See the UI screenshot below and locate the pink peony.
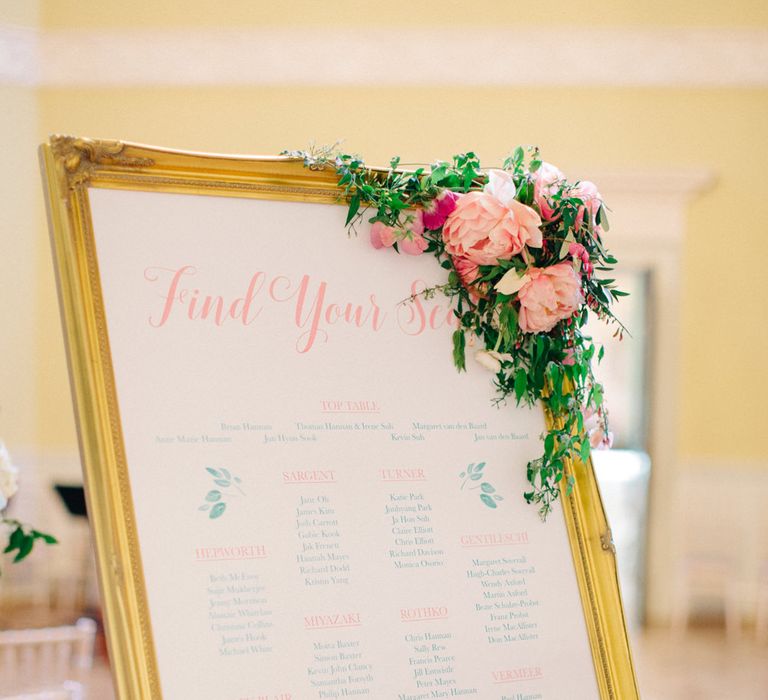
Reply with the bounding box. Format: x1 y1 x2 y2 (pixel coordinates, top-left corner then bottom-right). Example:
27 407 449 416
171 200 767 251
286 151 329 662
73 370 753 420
570 180 602 231
442 170 542 266
453 255 487 300
370 221 397 249
369 210 427 256
422 190 459 230
517 262 584 334
533 162 565 222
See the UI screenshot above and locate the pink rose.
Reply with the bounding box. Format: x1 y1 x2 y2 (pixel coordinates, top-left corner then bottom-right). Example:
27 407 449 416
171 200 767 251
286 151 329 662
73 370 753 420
517 262 584 334
369 210 427 256
453 256 487 300
422 190 458 230
570 180 602 231
442 170 542 266
533 162 565 222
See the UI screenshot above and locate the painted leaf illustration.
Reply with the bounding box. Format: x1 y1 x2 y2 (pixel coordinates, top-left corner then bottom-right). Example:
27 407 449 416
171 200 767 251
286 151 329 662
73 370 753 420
198 504 210 511
467 463 475 473
480 494 498 509
209 502 226 519
214 479 230 487
470 473 484 481
476 461 486 471
480 482 495 494
459 471 466 479
206 467 223 478
206 490 221 502
220 468 231 480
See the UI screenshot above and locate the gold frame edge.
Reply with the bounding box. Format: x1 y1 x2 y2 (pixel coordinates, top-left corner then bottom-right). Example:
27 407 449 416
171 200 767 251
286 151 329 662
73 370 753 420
39 135 640 700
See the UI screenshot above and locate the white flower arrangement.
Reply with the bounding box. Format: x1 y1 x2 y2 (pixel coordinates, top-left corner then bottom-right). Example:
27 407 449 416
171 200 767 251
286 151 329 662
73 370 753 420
0 440 19 512
0 439 56 572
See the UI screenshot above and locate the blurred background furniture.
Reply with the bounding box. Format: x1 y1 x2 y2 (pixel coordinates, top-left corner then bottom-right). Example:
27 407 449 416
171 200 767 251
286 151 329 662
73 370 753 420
0 618 95 699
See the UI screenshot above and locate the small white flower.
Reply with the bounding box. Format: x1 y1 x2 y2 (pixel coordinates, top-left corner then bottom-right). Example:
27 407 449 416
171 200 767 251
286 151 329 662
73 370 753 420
0 441 19 512
474 349 514 373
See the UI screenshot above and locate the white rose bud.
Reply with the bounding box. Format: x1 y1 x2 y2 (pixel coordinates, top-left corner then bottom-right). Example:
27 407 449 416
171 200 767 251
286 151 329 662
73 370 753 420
474 350 514 373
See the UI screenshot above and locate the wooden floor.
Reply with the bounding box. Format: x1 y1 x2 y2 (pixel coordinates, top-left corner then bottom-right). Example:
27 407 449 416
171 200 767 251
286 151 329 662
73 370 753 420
633 627 768 700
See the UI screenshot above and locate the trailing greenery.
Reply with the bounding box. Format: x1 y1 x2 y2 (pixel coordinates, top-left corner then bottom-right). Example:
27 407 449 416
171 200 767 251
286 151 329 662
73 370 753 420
285 144 624 518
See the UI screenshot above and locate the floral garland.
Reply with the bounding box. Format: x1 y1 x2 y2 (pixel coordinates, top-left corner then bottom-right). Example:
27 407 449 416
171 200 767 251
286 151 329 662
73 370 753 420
1 440 57 574
284 145 625 518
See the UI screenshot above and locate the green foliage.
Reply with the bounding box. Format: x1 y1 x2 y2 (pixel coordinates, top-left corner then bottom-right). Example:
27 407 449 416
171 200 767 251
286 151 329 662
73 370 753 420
199 467 244 519
290 144 625 520
2 520 57 574
459 462 504 509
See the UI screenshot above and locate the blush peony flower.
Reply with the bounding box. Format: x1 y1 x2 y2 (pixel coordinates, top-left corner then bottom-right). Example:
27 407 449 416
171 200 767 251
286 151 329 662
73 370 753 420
453 256 487 300
0 441 19 512
517 262 584 334
442 170 542 266
370 211 428 256
533 162 565 222
570 180 602 231
422 190 458 230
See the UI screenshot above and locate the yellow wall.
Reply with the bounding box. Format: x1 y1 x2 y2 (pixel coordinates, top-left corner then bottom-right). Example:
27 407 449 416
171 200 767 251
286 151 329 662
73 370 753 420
40 0 768 28
35 85 768 459
2 0 767 461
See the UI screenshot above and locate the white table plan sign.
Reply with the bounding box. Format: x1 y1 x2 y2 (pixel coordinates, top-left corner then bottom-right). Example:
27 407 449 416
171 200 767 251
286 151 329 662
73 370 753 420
40 136 639 700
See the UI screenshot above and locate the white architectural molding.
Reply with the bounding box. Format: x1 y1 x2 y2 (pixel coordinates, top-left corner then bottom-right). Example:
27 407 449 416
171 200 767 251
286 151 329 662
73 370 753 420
2 25 768 87
586 169 714 625
0 25 39 86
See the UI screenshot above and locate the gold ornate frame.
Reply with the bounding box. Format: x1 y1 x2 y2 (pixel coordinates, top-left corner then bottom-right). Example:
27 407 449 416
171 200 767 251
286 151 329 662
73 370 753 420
39 136 640 700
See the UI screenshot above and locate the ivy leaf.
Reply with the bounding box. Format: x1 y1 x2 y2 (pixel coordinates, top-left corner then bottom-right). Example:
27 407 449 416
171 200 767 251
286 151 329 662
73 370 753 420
4 526 24 553
206 490 222 502
514 370 528 402
345 193 361 225
452 330 466 372
31 530 58 545
14 535 34 563
480 494 498 509
210 503 227 519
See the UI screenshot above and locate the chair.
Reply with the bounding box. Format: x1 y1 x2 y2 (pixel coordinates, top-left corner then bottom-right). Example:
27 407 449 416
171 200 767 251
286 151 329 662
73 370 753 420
0 618 95 698
757 560 768 644
1 684 83 700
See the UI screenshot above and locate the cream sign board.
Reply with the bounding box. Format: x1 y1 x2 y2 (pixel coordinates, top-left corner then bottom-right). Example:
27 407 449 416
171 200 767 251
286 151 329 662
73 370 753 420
40 137 638 700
